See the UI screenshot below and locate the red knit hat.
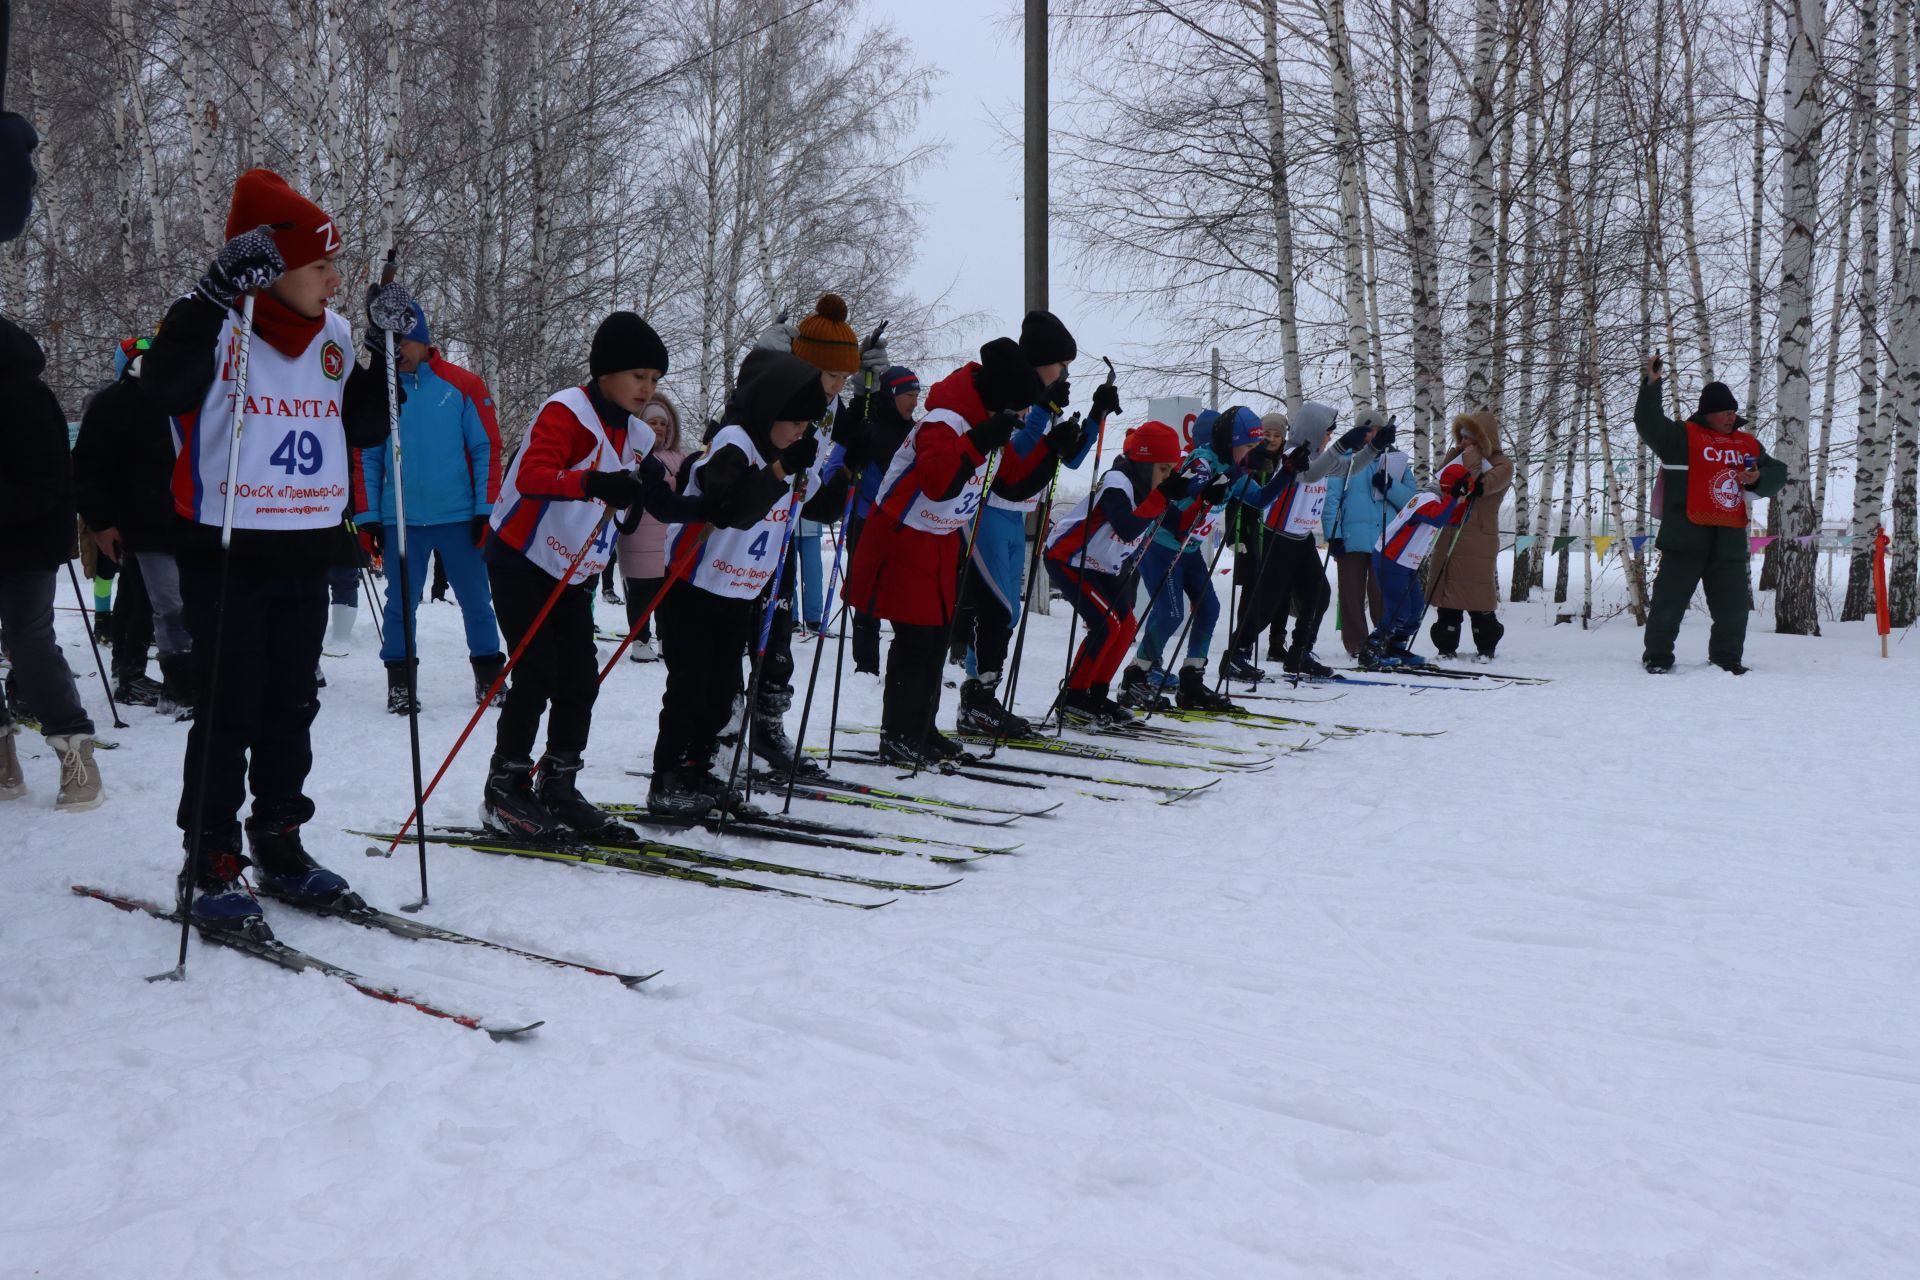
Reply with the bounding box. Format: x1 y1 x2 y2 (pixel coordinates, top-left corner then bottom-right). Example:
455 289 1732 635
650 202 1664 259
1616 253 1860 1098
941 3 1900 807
1124 420 1182 464
225 168 339 271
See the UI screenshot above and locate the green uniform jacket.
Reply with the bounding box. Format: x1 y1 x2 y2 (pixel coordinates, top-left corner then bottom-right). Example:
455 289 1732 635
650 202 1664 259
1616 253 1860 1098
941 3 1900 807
1634 379 1789 556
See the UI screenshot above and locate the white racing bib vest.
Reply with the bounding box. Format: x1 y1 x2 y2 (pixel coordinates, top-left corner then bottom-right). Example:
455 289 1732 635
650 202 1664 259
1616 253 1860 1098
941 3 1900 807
668 425 830 599
491 387 652 584
173 309 354 530
874 408 986 534
1045 472 1152 576
1265 476 1330 538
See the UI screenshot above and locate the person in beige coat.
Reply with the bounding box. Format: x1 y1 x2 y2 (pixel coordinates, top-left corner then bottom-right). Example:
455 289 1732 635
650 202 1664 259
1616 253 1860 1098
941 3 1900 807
1422 412 1513 659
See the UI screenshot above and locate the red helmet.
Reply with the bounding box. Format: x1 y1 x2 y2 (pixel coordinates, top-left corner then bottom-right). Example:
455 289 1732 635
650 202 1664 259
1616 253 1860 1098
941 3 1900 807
1124 420 1182 464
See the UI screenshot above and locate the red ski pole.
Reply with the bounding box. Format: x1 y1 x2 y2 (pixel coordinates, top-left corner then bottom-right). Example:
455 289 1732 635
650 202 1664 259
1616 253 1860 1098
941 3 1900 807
372 508 614 857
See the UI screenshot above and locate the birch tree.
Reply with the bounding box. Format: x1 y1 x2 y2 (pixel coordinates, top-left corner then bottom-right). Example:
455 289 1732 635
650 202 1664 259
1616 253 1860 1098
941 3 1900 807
1772 0 1823 636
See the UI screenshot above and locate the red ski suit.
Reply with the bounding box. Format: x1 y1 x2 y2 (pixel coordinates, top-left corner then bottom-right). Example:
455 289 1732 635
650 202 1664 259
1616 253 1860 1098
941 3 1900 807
843 362 992 627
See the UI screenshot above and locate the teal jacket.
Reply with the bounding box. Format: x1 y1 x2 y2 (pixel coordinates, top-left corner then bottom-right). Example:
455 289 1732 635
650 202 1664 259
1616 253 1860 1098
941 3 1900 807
1323 450 1417 552
1634 379 1788 556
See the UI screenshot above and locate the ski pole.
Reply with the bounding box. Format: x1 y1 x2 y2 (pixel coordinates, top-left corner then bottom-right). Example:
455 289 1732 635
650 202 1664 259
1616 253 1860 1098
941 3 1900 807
824 355 882 771
373 506 614 858
345 518 387 649
782 485 858 811
155 293 257 982
65 560 127 730
915 448 1004 775
1140 527 1234 726
721 475 809 822
377 251 434 911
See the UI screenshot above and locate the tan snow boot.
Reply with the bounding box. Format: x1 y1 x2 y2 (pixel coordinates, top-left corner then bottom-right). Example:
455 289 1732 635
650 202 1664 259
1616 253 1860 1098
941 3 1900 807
47 733 104 812
0 724 25 801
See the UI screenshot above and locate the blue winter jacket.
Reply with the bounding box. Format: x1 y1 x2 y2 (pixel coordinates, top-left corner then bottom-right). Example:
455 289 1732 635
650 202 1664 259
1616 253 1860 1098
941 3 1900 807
1150 439 1291 552
1322 449 1417 552
357 353 500 529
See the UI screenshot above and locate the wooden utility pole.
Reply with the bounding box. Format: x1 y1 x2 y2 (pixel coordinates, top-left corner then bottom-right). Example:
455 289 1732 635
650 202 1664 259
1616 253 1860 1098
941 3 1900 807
1025 0 1048 316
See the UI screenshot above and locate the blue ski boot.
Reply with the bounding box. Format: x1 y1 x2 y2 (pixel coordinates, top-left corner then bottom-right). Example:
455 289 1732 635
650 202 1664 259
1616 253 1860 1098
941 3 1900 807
187 832 264 932
246 817 354 906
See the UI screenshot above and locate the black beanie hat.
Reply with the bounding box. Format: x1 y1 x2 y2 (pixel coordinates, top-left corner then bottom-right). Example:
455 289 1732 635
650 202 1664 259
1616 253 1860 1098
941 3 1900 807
1698 381 1738 415
1018 309 1077 367
975 337 1048 413
778 376 832 424
590 311 670 377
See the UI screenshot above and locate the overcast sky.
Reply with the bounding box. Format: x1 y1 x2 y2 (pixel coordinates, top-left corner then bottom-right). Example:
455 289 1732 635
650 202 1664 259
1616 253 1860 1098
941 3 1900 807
887 0 1176 409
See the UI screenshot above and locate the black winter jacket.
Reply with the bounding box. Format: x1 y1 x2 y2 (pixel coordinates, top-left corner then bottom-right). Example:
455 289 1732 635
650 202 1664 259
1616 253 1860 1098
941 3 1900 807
0 316 76 572
73 373 180 553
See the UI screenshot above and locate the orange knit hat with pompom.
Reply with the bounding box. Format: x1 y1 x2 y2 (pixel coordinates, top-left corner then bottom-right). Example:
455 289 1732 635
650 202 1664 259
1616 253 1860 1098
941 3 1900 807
792 293 860 374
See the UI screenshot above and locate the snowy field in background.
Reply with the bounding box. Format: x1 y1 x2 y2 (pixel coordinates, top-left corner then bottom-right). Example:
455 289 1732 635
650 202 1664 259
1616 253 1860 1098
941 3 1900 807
3 564 1916 1278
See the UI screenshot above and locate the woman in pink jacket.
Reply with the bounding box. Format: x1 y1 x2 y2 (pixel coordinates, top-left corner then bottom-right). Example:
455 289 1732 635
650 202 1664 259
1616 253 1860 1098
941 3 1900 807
616 392 689 660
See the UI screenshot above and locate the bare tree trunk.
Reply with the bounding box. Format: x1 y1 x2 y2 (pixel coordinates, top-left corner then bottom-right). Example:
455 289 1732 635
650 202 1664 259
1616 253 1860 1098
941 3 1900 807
1747 0 1776 416
177 0 222 253
1814 100 1861 521
472 0 502 385
379 0 404 258
1848 0 1906 617
1462 0 1500 408
1675 0 1716 378
1772 0 1825 635
1259 0 1305 412
528 0 555 380
245 23 270 171
1324 0 1373 407
1834 12 1878 533
1402 0 1442 471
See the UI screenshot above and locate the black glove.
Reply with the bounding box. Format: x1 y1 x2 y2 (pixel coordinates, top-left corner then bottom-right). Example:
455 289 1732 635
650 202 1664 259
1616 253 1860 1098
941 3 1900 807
639 453 669 490
1448 476 1474 498
1202 473 1232 505
1372 470 1392 496
1285 443 1312 474
779 431 819 474
967 411 1019 454
470 515 489 546
1046 412 1083 455
1373 423 1398 451
1091 382 1122 421
197 226 285 309
583 469 646 509
365 524 385 558
367 280 417 336
1042 376 1072 413
1157 473 1194 502
830 401 863 448
1336 424 1371 452
1328 537 1346 556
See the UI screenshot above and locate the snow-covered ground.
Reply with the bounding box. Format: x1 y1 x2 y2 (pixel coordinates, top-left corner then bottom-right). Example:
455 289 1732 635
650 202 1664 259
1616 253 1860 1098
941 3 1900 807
4 569 1916 1278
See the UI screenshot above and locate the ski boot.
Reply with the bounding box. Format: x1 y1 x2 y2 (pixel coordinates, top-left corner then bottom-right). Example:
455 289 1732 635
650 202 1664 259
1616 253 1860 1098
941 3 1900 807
1218 649 1267 685
1175 663 1237 712
535 751 625 836
385 660 420 715
157 652 195 721
1087 683 1135 725
481 755 565 839
646 768 716 819
878 732 943 770
1056 688 1110 726
1282 642 1334 678
1118 665 1171 711
957 674 1033 738
114 673 164 707
246 816 355 907
186 830 265 933
750 699 824 780
471 654 507 708
686 762 762 817
922 726 977 764
1386 638 1427 667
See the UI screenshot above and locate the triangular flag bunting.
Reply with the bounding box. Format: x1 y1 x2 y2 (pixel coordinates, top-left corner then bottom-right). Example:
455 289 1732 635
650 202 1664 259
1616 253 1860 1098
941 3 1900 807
1750 535 1776 552
1551 535 1577 553
1630 535 1651 552
1513 534 1536 553
1591 535 1615 561
1796 534 1815 546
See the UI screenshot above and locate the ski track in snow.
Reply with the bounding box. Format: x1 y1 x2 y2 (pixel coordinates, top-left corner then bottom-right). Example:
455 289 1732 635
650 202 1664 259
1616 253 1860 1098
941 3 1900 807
4 590 1917 1278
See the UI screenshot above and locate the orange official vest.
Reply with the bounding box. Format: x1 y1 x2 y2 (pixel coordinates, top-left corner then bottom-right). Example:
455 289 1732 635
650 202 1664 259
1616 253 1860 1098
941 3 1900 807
1681 420 1761 528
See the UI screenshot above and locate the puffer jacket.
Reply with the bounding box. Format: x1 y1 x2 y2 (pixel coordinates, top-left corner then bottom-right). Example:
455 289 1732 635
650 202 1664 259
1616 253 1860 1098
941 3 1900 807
0 317 76 571
1323 449 1418 552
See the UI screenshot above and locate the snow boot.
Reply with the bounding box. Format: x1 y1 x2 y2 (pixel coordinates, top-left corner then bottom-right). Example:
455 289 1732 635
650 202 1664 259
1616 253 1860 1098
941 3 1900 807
1469 611 1504 661
1 723 25 800
47 734 104 813
245 817 353 906
627 639 658 663
471 653 507 708
114 673 164 707
187 832 263 932
957 674 1033 738
1642 656 1674 675
157 652 195 721
385 660 420 715
1429 610 1463 660
535 750 624 836
327 603 357 649
314 664 327 690
646 768 716 819
1218 649 1267 685
1282 642 1335 679
1711 658 1750 676
1118 664 1171 711
481 755 565 839
1176 663 1237 712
